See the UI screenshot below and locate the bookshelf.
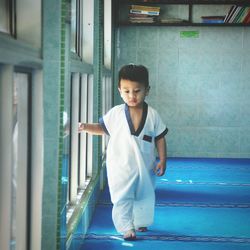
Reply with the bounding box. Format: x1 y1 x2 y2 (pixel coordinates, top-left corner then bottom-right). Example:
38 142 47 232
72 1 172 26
117 0 250 27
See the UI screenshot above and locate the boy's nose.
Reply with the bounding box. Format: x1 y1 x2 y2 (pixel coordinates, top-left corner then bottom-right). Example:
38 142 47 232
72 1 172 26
129 92 135 98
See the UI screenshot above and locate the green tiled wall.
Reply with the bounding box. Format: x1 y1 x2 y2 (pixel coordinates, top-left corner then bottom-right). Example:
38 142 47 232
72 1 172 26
42 0 62 249
116 26 250 158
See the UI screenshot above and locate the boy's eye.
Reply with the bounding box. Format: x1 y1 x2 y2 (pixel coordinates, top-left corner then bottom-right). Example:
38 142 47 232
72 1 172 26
122 89 141 94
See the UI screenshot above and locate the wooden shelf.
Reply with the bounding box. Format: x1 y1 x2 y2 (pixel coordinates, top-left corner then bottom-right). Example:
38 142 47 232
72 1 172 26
119 0 250 4
117 0 250 27
119 21 250 27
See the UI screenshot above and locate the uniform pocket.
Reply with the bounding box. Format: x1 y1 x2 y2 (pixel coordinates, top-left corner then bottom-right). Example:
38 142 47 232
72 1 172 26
143 134 152 142
140 136 154 154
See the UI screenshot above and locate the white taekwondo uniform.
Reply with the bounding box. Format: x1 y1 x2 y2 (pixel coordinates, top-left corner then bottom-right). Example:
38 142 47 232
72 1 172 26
99 102 168 233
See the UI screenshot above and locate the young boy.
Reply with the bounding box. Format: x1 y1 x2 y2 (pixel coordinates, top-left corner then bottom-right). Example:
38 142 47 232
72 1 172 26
79 64 168 240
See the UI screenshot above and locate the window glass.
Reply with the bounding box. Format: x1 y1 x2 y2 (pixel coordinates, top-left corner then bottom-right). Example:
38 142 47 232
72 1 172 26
0 0 10 33
12 72 30 250
102 76 112 151
82 0 94 64
79 74 88 186
71 0 83 57
67 73 94 222
86 74 93 176
76 0 83 56
104 0 112 69
69 73 80 203
71 0 77 53
16 0 41 48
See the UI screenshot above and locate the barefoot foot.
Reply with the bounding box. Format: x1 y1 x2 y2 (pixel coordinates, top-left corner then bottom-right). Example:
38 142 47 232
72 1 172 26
137 227 147 232
123 229 136 241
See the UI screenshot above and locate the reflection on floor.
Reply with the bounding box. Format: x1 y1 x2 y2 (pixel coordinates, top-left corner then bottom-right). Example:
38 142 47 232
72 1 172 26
74 158 250 250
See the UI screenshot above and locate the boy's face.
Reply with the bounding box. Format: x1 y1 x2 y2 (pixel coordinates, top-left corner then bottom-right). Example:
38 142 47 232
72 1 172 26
118 79 149 108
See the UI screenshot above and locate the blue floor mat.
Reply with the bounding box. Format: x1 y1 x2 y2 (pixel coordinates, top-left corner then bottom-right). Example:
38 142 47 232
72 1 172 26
71 158 250 250
86 205 250 238
99 183 250 206
80 240 250 250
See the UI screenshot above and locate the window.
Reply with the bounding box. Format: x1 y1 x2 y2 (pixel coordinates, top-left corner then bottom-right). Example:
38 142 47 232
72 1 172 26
0 0 9 33
71 0 77 53
0 0 15 35
16 0 41 47
71 0 94 61
78 74 94 186
71 0 83 56
102 75 112 152
78 74 88 186
0 66 39 250
69 73 80 204
0 0 41 47
82 0 94 64
68 73 94 212
104 0 112 69
11 72 31 250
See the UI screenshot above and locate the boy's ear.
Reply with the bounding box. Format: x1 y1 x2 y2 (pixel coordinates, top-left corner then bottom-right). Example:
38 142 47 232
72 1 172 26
118 87 122 96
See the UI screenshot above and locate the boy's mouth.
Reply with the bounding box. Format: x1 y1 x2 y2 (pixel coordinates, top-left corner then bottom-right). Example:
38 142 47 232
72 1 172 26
129 100 137 104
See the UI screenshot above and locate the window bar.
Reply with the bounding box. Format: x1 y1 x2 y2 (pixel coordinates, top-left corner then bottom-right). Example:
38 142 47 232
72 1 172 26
10 0 16 37
79 74 88 187
69 73 80 203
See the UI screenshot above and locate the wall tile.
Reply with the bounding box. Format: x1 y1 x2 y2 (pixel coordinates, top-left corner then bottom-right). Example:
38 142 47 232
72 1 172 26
118 26 250 158
138 27 159 48
240 127 250 153
219 128 240 154
118 27 138 49
197 128 222 154
117 47 137 67
137 47 158 72
243 29 250 48
159 28 179 50
240 104 250 126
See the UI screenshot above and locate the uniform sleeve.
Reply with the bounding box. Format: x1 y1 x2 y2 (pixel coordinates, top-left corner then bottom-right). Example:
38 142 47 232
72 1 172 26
99 106 118 136
99 117 110 135
154 111 168 141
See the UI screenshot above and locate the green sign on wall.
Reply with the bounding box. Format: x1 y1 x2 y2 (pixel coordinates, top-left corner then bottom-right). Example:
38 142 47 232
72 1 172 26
180 31 199 38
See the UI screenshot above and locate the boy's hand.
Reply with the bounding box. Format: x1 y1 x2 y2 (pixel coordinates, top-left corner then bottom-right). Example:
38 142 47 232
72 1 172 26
154 161 166 176
78 122 84 132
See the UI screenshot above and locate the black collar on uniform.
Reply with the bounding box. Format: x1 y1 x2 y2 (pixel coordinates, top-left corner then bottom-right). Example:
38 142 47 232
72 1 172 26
125 102 148 136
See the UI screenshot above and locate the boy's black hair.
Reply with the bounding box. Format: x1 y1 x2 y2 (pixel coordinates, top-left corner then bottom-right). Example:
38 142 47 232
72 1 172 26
118 64 149 88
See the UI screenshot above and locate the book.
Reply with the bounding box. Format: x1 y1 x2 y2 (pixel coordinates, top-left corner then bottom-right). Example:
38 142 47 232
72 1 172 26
160 17 187 23
238 7 250 23
130 9 160 16
129 4 160 23
242 8 250 24
224 5 237 23
233 6 246 23
228 6 242 23
131 5 160 12
201 16 225 24
224 5 250 24
129 13 156 23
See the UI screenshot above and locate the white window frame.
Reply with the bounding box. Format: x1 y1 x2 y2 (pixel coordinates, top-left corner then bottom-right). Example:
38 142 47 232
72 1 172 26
102 75 112 152
104 0 112 70
14 72 30 250
86 74 94 177
67 72 94 221
82 0 94 64
0 65 43 250
69 73 80 203
16 0 42 48
79 74 88 187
